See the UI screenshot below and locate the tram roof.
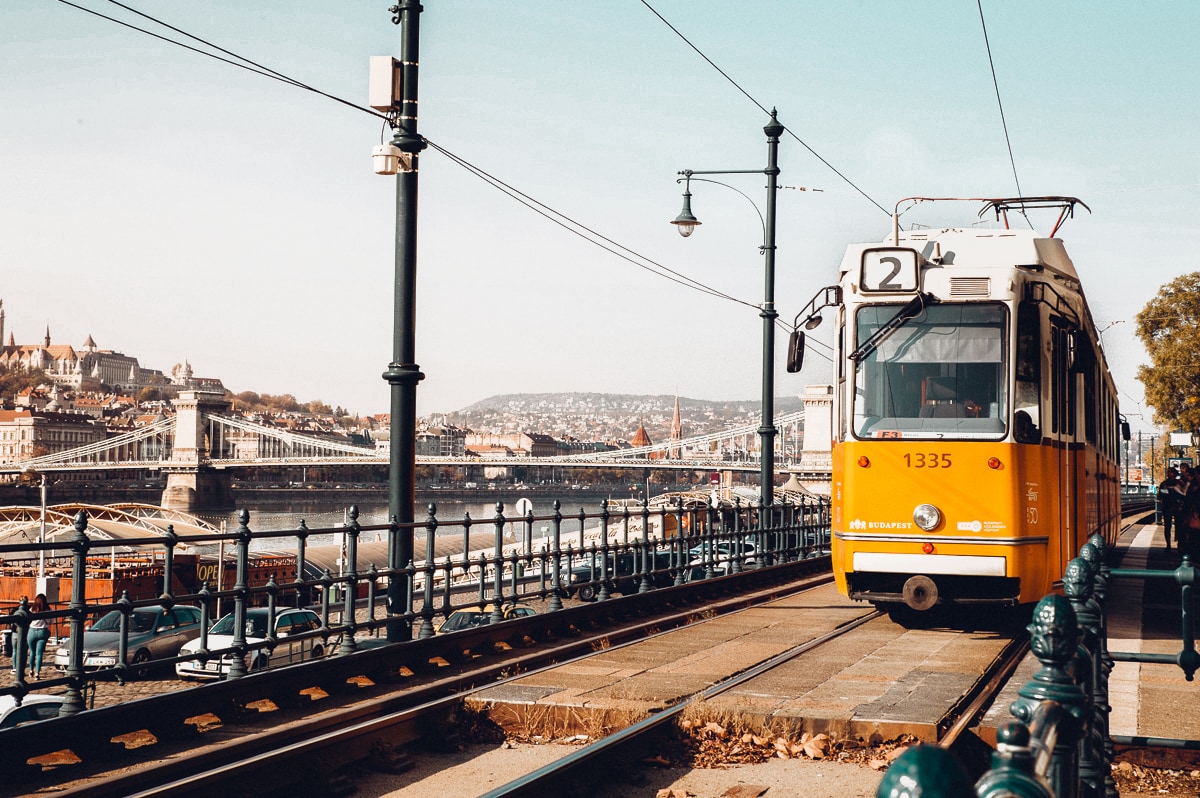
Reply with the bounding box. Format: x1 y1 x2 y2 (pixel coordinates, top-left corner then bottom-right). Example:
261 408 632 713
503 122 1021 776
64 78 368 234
842 228 1079 283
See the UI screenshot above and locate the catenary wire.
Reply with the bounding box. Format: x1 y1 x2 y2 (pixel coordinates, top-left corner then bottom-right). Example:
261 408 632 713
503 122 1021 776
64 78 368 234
639 0 889 217
57 0 393 124
58 0 831 359
976 0 1032 230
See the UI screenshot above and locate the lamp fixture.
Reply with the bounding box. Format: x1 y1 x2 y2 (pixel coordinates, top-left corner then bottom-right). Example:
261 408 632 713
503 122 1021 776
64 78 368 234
671 180 701 237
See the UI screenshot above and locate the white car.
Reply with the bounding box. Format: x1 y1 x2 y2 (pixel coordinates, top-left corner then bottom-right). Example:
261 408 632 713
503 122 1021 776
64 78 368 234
175 607 331 681
0 694 64 730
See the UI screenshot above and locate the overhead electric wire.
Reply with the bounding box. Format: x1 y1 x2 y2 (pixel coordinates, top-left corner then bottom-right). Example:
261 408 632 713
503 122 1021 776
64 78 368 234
976 0 1031 229
55 0 391 123
56 0 834 362
426 140 756 308
639 0 888 216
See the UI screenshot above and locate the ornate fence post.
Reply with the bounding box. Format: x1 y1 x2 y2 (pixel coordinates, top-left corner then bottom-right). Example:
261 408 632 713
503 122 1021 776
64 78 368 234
1064 556 1104 798
161 524 178 601
597 501 611 602
975 723 1055 798
639 500 652 594
1082 533 1118 798
340 506 361 654
11 597 30 691
875 743 975 797
491 503 506 623
60 510 91 715
548 500 564 611
294 519 309 608
672 498 686 586
227 509 252 680
417 503 438 640
1011 594 1088 798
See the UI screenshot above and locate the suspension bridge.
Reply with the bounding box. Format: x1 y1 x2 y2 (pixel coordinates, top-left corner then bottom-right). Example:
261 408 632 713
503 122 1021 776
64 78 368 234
1 391 832 510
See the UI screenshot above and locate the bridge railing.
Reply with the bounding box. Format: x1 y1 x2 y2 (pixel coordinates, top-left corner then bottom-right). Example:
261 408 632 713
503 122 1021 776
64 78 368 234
881 533 1199 798
0 493 831 713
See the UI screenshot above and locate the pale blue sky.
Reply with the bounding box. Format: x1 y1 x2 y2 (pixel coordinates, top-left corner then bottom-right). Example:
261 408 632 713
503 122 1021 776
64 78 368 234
3 1 1197 433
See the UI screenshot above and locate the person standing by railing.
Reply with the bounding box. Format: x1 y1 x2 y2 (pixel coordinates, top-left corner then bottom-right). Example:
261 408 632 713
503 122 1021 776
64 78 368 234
24 594 50 680
1158 467 1180 549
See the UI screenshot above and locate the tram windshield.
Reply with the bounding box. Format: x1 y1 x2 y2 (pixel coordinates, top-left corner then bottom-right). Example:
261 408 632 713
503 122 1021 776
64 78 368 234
852 303 1008 439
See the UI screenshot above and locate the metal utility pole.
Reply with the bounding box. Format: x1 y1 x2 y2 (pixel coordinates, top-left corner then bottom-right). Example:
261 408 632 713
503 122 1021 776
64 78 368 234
384 0 427 642
671 111 784 508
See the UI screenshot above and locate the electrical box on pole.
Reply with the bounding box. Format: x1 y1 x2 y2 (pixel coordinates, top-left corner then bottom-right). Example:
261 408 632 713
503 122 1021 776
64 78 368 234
369 56 402 111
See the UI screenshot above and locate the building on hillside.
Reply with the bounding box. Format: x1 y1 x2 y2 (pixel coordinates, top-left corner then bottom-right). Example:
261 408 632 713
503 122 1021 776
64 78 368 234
0 300 221 397
416 425 468 457
0 408 106 466
464 431 557 457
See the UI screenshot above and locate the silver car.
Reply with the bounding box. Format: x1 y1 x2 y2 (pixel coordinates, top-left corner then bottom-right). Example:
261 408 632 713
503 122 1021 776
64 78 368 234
54 605 203 678
175 607 330 681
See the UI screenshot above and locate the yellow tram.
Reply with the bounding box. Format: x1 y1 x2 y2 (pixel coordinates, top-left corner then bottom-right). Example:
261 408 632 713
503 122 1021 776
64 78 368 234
793 197 1122 621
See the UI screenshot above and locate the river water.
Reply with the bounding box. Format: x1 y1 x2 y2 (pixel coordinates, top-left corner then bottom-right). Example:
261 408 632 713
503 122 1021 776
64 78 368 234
190 494 625 552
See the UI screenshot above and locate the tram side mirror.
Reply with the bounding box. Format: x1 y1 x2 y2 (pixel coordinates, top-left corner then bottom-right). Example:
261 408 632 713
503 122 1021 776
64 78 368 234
1121 421 1131 441
786 330 805 373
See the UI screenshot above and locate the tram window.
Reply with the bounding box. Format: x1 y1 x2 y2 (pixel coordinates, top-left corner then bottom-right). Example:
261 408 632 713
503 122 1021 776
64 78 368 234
1014 301 1042 443
851 303 1007 440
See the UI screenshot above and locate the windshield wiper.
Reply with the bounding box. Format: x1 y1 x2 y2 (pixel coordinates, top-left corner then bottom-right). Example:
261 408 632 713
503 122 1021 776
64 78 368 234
849 293 937 362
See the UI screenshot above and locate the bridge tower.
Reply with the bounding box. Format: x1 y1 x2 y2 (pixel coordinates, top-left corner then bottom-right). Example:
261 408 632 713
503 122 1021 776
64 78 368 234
795 384 834 495
161 390 233 512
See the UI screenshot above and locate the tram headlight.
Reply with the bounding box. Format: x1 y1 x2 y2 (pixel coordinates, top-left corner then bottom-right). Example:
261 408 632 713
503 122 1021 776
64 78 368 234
913 503 942 531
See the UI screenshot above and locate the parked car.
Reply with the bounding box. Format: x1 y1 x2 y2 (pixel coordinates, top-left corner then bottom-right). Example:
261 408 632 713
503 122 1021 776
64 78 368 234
436 603 536 634
565 550 676 601
175 607 330 681
0 694 65 730
53 605 204 678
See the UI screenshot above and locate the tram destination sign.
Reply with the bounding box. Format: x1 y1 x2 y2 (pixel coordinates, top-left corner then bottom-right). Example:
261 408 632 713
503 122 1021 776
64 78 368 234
860 247 920 293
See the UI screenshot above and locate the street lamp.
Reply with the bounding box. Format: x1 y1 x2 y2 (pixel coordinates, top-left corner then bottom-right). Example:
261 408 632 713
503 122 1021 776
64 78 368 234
381 0 427 642
671 110 785 508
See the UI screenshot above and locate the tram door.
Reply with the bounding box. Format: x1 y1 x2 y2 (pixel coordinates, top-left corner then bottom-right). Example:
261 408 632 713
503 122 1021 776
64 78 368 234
1050 322 1077 580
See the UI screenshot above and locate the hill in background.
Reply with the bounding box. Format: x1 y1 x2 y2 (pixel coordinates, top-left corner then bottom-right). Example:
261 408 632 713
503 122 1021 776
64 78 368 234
438 392 804 444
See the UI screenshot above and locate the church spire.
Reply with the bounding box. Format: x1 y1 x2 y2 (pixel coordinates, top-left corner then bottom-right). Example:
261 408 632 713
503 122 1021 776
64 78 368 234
44 324 50 347
670 396 682 459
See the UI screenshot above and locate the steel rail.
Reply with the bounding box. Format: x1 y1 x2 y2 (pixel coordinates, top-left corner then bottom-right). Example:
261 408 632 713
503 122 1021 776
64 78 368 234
937 635 1031 748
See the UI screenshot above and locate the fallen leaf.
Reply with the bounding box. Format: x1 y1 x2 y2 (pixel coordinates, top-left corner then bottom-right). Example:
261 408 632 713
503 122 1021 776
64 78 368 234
869 758 889 771
721 785 769 797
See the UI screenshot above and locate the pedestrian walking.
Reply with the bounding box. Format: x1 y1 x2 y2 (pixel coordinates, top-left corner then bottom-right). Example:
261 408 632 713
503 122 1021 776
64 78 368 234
1158 467 1180 549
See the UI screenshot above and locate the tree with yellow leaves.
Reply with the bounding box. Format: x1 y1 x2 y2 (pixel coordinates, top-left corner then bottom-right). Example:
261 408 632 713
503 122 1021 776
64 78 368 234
1135 272 1200 432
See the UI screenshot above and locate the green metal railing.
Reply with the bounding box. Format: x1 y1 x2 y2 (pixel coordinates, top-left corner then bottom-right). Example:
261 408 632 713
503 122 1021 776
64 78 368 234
880 533 1198 797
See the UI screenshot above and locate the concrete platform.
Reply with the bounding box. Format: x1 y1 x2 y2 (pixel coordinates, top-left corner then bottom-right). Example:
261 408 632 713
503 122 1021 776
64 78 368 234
469 582 1018 744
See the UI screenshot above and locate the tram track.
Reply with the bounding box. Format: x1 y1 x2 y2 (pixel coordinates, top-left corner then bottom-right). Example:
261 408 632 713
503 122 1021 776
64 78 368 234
18 509 1154 797
21 561 831 797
